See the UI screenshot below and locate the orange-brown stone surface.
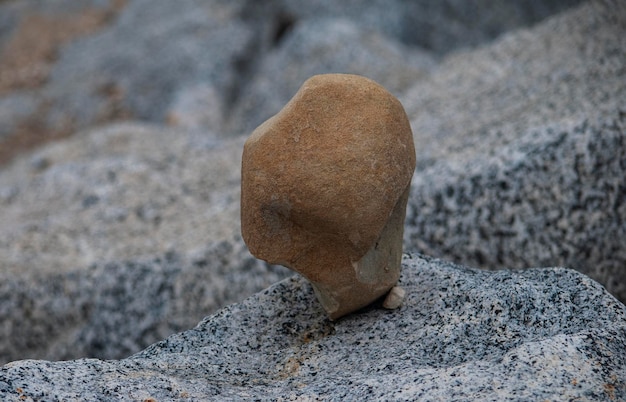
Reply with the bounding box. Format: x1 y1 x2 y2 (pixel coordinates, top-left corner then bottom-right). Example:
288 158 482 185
241 74 415 319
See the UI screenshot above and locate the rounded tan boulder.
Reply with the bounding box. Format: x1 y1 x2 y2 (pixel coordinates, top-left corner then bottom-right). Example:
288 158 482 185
241 74 415 320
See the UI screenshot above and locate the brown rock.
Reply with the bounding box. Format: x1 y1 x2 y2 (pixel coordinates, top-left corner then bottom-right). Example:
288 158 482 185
241 74 415 320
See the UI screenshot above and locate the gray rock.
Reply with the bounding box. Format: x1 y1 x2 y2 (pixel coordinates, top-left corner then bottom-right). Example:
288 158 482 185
0 0 582 144
44 0 254 130
226 0 584 133
402 0 625 165
228 17 435 134
1 254 624 400
402 0 626 302
405 115 626 303
0 0 622 367
166 83 226 133
273 0 583 54
0 122 292 364
0 123 243 276
0 239 289 364
0 0 125 143
0 93 38 141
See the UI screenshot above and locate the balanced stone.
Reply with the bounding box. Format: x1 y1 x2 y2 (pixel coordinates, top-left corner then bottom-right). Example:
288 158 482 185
241 74 416 319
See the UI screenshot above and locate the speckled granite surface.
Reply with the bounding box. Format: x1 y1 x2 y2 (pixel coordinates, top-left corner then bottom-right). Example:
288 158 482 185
402 0 626 303
2 254 624 400
1 1 624 365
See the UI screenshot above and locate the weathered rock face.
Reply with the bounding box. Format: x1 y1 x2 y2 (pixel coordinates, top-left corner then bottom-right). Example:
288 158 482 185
401 0 626 302
0 239 290 365
0 0 581 163
229 17 436 134
241 74 415 319
0 123 292 365
1 254 624 400
0 0 622 366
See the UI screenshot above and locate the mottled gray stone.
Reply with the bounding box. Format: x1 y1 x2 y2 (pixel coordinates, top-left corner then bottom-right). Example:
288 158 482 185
0 93 38 141
405 115 626 302
0 239 290 365
0 0 581 141
0 123 243 277
273 0 583 54
229 18 435 134
44 0 253 131
1 254 624 400
402 0 626 302
0 122 291 365
402 0 625 165
0 0 622 370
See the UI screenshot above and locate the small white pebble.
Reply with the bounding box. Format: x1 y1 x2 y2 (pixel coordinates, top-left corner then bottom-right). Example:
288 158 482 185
382 286 406 310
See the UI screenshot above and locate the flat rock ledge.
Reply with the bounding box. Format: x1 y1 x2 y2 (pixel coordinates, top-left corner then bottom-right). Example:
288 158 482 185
1 254 625 401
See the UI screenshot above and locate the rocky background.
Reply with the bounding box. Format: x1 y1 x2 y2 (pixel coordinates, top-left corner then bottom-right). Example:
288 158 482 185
0 0 624 369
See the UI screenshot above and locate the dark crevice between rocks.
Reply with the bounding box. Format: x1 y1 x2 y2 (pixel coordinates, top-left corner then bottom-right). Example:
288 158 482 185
272 13 296 47
222 9 300 136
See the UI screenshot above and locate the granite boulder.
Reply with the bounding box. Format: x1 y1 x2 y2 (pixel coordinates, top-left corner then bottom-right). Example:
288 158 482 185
1 254 624 400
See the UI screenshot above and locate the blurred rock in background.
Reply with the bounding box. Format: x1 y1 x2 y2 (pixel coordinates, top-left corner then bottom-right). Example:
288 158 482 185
0 0 582 163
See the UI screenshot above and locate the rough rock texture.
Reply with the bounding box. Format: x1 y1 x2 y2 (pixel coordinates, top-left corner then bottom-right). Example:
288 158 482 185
0 0 127 161
0 239 289 364
0 0 581 163
402 0 626 302
241 74 415 319
269 0 584 55
0 0 623 367
405 116 626 302
0 123 245 276
229 17 436 134
0 122 290 364
1 254 625 400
